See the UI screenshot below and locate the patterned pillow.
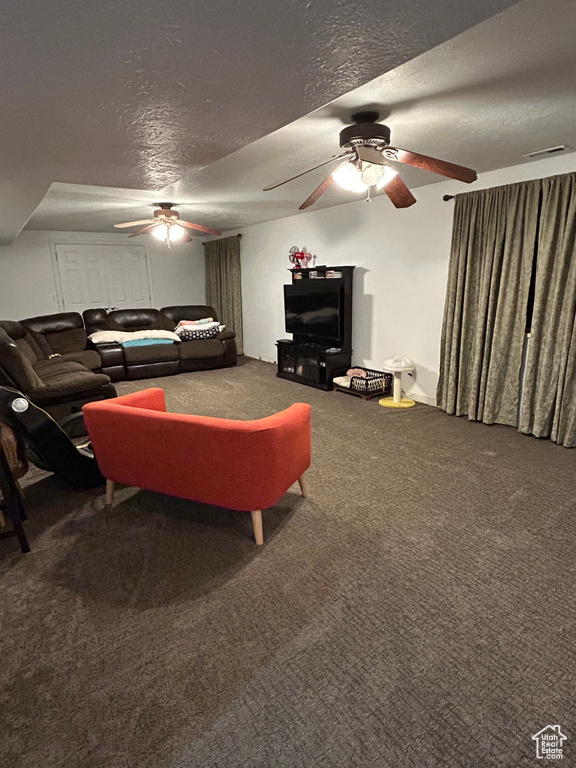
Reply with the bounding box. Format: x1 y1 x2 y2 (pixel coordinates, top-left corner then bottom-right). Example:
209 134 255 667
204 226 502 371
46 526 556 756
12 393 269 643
178 325 221 341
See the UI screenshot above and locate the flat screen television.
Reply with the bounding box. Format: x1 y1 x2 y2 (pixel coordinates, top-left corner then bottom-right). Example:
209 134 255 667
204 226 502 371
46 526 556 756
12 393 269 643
284 281 341 341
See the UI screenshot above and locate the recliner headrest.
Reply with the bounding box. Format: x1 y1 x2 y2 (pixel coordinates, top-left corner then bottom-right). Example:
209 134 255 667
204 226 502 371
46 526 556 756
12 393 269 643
108 308 164 331
0 320 27 340
22 312 83 334
83 308 110 335
160 305 218 326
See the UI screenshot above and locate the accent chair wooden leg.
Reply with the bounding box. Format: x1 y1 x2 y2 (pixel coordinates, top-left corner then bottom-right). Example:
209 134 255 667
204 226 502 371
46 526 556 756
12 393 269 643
0 510 5 527
106 480 115 506
251 510 264 546
298 473 308 498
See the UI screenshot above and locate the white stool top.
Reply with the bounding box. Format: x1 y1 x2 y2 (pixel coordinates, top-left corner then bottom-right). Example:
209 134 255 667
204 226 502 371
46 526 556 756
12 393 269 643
383 356 415 373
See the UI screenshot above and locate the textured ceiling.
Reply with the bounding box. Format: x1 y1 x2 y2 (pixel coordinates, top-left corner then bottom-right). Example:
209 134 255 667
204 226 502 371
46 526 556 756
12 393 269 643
26 0 576 235
1 0 521 244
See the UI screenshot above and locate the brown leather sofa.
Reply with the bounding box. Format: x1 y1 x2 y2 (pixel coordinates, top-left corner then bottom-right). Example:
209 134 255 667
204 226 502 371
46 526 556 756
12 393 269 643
21 312 102 371
0 321 116 421
83 305 237 382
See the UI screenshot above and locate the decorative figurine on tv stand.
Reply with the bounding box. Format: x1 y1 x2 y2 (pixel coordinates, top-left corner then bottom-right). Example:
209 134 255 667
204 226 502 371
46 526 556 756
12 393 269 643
289 246 316 270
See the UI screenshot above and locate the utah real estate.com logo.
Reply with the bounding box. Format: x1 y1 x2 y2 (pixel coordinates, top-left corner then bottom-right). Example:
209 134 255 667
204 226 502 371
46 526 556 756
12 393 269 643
532 725 567 760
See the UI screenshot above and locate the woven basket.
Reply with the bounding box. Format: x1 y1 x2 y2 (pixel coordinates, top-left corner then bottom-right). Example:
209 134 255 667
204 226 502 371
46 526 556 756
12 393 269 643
333 367 392 400
0 423 28 481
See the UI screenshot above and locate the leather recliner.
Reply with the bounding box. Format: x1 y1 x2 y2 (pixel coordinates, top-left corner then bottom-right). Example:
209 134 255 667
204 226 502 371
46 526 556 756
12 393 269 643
83 305 237 381
83 308 180 381
0 321 116 421
21 311 102 371
0 386 104 488
161 305 238 372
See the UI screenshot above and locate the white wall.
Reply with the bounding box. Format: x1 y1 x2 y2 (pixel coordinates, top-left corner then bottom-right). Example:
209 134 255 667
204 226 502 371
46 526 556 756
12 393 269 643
236 152 576 404
0 230 205 320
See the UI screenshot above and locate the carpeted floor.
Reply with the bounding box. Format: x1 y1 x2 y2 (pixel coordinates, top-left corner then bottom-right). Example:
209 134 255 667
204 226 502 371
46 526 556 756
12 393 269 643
1 358 575 768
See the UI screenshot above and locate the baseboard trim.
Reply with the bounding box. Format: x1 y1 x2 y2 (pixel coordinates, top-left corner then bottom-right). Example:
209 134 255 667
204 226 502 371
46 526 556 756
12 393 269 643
412 393 437 407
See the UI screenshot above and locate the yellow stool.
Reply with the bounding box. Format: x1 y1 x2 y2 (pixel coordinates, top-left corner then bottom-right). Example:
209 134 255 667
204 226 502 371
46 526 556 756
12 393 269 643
379 364 416 409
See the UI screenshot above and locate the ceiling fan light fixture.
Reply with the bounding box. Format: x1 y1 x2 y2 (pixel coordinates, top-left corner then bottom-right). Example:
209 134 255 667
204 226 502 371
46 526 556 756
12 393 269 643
152 222 186 243
375 165 398 190
332 162 368 193
332 160 398 193
167 223 186 242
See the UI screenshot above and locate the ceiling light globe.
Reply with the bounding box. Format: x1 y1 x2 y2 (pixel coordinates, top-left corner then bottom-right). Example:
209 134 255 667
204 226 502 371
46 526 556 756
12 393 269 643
376 165 399 190
332 162 367 193
152 224 168 241
168 224 186 242
360 162 385 187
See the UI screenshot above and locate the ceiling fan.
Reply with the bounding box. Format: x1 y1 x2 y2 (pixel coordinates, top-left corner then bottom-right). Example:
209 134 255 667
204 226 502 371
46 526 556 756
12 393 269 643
114 203 221 246
263 111 477 210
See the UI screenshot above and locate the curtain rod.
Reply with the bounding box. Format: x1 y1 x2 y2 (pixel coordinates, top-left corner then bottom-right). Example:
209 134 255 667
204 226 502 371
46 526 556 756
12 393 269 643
202 233 242 245
443 195 455 201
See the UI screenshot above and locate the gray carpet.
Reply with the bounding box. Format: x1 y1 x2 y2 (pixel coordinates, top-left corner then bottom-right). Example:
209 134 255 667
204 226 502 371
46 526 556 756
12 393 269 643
1 358 574 768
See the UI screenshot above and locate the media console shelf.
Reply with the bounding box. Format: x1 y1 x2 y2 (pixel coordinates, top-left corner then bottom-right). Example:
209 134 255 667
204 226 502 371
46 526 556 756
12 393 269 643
276 265 354 390
276 341 351 390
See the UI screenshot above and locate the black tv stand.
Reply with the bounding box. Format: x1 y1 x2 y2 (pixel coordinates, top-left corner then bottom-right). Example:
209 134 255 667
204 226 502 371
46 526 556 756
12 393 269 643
276 340 351 391
276 265 354 390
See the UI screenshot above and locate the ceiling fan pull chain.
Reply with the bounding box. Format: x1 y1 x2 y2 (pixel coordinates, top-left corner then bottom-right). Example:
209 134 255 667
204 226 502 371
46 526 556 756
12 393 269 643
366 186 372 203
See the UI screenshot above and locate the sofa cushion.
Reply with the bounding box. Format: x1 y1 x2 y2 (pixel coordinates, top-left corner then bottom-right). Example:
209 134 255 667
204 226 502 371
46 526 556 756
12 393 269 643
0 331 44 391
25 330 52 358
57 350 102 370
178 339 224 360
29 360 111 399
123 344 179 365
14 334 44 365
34 359 90 379
44 327 88 354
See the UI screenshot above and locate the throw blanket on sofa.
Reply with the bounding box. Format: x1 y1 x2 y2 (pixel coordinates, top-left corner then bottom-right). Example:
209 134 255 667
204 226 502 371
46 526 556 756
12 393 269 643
89 330 180 344
175 318 214 329
121 339 176 348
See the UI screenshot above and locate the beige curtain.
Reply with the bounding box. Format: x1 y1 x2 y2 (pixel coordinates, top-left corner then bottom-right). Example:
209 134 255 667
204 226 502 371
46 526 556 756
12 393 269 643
437 181 540 425
519 172 576 447
204 235 243 355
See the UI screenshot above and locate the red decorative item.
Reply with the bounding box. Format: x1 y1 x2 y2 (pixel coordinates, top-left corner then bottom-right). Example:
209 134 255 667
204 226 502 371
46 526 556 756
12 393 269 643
289 246 312 269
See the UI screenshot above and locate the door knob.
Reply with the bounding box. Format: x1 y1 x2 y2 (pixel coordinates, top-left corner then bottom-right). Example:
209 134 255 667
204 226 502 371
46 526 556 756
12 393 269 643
110 306 116 310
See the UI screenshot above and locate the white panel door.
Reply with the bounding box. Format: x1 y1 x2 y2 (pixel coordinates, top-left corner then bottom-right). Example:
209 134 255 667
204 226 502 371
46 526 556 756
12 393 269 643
54 244 152 312
104 246 152 310
54 244 109 311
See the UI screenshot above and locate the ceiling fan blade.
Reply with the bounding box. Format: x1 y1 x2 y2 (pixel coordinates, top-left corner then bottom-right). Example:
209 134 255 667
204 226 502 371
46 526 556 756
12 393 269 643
178 221 222 236
299 160 351 210
114 219 155 228
356 146 387 166
391 148 477 183
263 153 351 191
383 175 417 208
127 223 159 237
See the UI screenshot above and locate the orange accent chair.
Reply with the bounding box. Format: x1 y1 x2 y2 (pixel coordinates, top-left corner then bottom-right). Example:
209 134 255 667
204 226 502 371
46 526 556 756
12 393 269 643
82 388 311 544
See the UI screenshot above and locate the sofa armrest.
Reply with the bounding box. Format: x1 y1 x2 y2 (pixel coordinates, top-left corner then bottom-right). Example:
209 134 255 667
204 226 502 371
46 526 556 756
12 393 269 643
90 341 124 366
216 330 236 341
220 336 237 366
89 341 126 382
